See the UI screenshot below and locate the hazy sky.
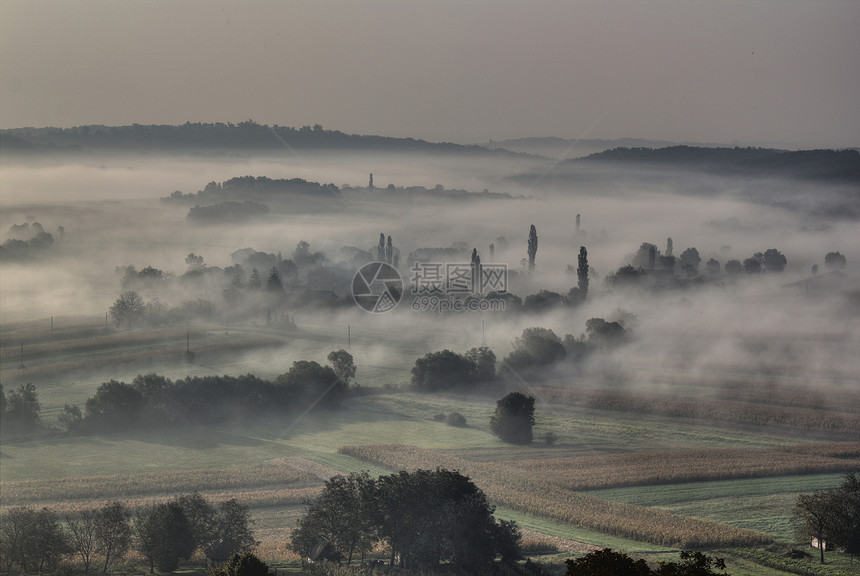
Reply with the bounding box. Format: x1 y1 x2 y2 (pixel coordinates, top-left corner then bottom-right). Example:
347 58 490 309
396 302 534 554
2 1 858 148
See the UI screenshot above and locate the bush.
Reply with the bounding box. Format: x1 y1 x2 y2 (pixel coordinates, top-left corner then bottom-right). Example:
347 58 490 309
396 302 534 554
445 412 467 427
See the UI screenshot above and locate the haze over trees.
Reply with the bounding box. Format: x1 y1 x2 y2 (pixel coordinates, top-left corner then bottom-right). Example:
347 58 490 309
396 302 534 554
2 123 859 576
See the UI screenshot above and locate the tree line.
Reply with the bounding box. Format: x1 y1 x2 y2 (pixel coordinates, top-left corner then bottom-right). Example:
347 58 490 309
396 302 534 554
58 351 355 434
411 320 627 393
0 493 255 575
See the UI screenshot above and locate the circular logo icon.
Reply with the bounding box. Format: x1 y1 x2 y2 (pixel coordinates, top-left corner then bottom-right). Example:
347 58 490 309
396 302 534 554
352 262 403 313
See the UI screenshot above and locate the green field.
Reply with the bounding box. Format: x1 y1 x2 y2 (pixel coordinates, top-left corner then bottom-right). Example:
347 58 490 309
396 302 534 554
2 318 859 575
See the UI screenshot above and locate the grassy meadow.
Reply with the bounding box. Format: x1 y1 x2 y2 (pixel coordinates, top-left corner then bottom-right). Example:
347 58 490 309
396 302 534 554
1 317 859 575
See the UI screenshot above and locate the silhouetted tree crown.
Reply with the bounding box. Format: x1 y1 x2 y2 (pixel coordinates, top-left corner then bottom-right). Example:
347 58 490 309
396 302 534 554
490 392 536 444
528 224 538 270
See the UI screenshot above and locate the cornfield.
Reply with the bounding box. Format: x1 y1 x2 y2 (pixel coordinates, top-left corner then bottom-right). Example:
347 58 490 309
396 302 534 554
339 444 774 548
0 457 336 506
510 442 860 490
534 386 860 435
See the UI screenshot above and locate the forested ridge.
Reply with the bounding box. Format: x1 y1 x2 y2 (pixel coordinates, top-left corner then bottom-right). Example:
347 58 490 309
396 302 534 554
578 145 860 182
0 122 515 155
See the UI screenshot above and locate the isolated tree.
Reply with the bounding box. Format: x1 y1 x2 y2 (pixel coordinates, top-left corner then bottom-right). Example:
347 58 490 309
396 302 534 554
386 235 393 264
377 233 386 262
4 383 41 427
176 492 216 551
109 290 145 327
665 237 673 257
679 247 701 275
527 224 538 271
248 268 261 289
215 499 258 555
575 213 581 234
577 246 589 298
724 259 742 275
95 501 132 573
293 240 318 267
135 502 195 573
66 508 99 574
742 257 762 274
825 251 847 270
631 242 659 269
372 469 517 571
327 349 357 387
490 392 536 444
58 403 84 432
705 258 721 276
265 267 282 291
761 248 787 273
291 472 377 565
67 503 131 574
795 491 840 564
185 252 204 270
586 318 626 346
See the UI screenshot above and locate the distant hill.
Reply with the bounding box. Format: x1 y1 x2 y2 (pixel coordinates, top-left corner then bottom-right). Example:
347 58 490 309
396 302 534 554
577 146 860 182
484 136 679 158
0 122 524 157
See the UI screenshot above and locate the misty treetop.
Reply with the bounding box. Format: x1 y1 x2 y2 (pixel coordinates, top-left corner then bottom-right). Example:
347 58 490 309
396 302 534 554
0 383 42 432
166 175 341 205
0 221 58 261
605 241 792 290
410 347 496 391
